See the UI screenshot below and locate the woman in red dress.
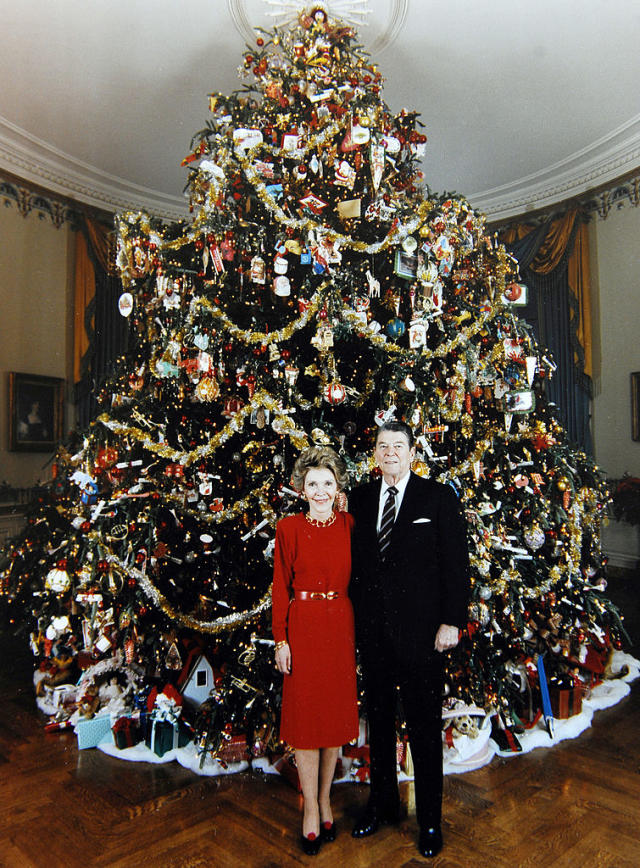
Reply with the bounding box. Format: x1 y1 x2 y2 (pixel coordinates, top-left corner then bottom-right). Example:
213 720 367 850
272 446 358 856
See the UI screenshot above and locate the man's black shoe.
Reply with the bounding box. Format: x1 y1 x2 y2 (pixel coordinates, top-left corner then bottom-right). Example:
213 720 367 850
418 825 443 858
352 805 401 838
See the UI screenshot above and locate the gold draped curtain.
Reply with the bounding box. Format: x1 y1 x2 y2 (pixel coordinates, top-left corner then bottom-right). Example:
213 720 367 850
73 215 116 385
499 209 592 379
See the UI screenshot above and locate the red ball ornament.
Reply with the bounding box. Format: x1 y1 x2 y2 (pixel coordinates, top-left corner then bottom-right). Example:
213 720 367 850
256 37 264 46
324 382 347 405
97 560 109 574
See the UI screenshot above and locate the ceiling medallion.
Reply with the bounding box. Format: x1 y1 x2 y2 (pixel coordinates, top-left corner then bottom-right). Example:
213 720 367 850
227 0 408 53
263 1 372 27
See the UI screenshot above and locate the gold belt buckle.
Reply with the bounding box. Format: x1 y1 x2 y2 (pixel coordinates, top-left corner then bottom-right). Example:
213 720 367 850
309 592 325 600
326 591 339 600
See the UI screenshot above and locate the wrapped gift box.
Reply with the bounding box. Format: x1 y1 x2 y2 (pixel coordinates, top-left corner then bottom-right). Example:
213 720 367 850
112 713 145 749
342 745 370 782
145 716 192 757
273 753 301 791
76 714 112 750
218 734 248 764
549 684 583 719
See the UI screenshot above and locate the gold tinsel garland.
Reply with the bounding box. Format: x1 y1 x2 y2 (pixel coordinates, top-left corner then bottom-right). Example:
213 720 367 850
239 151 431 254
165 477 274 525
110 553 273 635
193 284 325 343
97 389 310 466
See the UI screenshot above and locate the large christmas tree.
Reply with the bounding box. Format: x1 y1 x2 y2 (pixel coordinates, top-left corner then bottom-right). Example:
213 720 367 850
0 5 627 766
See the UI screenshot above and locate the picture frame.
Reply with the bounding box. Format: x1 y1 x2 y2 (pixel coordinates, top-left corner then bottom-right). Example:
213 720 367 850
503 389 535 415
632 372 640 441
394 250 418 280
8 372 64 452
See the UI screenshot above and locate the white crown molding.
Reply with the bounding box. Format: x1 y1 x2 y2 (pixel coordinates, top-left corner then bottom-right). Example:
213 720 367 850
0 116 189 220
2 108 640 227
470 114 640 222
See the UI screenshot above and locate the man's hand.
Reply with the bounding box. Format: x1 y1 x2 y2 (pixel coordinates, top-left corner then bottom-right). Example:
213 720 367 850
434 624 460 652
275 642 291 674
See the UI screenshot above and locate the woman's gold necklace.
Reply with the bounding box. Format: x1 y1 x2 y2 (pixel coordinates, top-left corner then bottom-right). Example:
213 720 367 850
304 510 337 527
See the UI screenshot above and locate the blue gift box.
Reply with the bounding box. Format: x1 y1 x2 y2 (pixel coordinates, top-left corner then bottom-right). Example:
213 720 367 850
76 714 112 750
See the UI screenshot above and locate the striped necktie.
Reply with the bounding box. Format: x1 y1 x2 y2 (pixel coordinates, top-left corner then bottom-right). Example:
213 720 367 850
378 485 398 558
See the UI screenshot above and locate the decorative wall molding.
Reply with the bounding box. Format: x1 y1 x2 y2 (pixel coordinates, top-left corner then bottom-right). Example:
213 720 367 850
582 175 640 220
471 114 640 222
0 116 188 221
0 174 80 228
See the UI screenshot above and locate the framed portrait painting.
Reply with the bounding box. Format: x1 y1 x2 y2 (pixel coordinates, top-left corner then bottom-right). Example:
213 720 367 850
8 372 64 452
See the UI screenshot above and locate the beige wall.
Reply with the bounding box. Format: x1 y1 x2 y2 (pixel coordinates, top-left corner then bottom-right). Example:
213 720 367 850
591 204 640 474
0 205 75 486
590 204 640 564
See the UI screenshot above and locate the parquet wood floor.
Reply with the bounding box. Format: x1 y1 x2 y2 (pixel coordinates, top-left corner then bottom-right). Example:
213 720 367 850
0 570 638 867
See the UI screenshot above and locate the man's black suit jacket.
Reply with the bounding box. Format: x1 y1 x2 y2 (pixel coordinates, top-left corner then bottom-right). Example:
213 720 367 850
349 472 470 662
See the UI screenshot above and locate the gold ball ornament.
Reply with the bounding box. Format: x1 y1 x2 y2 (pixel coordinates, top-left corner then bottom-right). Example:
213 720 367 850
557 476 570 492
194 377 220 402
412 460 430 478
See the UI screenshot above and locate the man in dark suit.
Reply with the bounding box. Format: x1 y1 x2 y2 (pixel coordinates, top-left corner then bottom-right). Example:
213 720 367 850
349 420 470 859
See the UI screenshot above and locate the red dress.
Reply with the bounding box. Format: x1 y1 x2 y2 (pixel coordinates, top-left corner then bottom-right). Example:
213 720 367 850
272 511 358 749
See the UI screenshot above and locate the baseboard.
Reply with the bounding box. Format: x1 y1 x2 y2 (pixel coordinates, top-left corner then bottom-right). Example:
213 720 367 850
603 547 640 569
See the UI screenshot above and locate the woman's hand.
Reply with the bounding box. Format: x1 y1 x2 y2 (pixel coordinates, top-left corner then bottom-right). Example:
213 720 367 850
275 642 291 674
434 623 460 652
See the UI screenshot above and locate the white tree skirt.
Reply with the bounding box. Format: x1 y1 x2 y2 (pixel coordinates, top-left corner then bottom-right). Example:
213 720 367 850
90 651 639 780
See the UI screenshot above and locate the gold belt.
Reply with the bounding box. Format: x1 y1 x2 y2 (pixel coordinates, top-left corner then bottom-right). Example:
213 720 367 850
296 590 342 601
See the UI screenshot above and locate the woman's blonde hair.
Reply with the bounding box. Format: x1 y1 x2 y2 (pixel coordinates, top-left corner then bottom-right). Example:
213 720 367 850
291 446 348 492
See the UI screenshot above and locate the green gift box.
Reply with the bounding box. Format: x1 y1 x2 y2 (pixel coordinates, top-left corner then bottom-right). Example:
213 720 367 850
145 716 191 757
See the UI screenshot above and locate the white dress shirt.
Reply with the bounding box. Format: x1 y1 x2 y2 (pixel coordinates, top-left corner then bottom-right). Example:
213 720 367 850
376 470 412 533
